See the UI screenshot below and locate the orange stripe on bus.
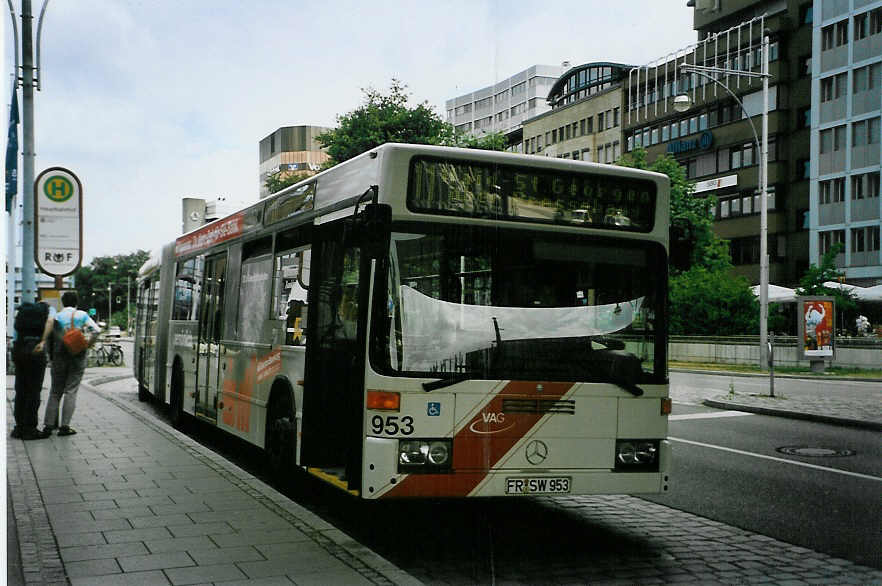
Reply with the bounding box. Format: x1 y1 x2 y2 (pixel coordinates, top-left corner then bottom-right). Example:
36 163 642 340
381 381 573 498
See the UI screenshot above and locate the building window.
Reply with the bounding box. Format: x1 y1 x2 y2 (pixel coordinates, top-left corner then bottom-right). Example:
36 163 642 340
551 129 557 144
797 158 810 179
731 148 742 169
613 107 620 127
819 230 845 255
800 3 812 25
821 77 834 102
835 20 849 46
580 119 586 135
699 113 708 131
872 7 882 35
689 116 698 134
853 171 881 199
597 112 604 130
662 124 670 142
819 180 831 205
822 24 835 50
833 177 845 202
651 127 659 145
799 55 812 78
855 12 868 40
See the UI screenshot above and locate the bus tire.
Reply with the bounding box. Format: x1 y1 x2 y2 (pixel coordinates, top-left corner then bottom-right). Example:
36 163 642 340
265 386 296 483
169 360 186 430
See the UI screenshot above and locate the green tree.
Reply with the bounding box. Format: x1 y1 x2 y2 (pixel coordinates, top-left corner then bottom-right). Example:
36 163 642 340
796 242 857 314
669 267 759 335
618 147 730 273
265 172 311 195
317 79 505 167
73 250 150 329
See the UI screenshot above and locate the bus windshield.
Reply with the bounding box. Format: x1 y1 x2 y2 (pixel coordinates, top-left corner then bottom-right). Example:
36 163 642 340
378 226 664 384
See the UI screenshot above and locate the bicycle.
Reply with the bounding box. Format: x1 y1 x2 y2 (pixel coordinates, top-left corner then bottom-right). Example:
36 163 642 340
91 340 124 367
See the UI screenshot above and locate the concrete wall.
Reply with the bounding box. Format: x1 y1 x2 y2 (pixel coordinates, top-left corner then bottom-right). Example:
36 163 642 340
669 337 882 368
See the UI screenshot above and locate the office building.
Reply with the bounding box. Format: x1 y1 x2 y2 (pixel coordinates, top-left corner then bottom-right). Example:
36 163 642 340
624 2 812 285
521 63 630 163
445 65 565 151
810 0 882 286
259 126 330 198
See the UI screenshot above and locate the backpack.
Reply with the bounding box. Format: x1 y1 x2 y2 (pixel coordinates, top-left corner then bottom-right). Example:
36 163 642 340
14 302 49 338
55 310 89 356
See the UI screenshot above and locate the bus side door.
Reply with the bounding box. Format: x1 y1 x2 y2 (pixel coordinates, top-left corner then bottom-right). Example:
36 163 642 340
300 226 366 485
195 253 227 421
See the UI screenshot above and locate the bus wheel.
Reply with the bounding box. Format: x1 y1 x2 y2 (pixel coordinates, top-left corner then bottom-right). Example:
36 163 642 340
169 362 186 430
265 395 296 483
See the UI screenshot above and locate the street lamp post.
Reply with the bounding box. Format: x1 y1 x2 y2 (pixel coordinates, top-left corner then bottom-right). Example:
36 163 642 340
675 35 771 369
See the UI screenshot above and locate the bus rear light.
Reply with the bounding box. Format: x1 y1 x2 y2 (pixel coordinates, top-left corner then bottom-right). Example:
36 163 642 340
398 439 452 473
661 398 672 415
367 390 400 411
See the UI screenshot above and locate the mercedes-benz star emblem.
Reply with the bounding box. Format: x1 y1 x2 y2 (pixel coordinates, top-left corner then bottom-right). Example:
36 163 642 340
525 440 548 465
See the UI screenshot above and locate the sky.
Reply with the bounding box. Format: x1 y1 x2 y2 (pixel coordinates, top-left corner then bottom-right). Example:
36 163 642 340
5 1 696 264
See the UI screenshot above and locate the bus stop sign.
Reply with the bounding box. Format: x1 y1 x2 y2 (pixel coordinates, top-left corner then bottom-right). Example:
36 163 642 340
34 167 83 277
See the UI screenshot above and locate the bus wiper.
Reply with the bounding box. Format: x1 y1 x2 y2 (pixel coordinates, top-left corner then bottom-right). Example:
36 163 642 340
423 373 477 392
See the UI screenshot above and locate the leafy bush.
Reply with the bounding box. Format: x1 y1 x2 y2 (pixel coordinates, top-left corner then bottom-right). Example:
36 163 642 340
669 267 758 335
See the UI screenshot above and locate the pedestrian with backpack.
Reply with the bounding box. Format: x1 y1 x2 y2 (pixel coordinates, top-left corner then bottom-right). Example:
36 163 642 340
11 301 55 440
41 291 99 437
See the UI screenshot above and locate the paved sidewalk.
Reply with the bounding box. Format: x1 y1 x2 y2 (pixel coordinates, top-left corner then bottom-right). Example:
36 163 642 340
672 368 882 430
6 372 420 586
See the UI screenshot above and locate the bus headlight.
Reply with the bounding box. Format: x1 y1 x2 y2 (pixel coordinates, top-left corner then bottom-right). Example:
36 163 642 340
615 440 659 471
398 439 452 473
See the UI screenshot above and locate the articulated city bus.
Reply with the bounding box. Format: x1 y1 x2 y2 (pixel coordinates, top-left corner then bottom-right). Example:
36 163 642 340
134 143 671 498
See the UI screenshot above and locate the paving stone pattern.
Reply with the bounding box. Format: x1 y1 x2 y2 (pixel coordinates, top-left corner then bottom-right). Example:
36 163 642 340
6 377 419 586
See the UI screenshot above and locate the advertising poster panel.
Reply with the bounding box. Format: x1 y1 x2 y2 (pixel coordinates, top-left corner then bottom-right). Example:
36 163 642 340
797 297 835 360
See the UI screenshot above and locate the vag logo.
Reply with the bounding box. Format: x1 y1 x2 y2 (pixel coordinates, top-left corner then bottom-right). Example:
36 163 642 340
468 411 514 435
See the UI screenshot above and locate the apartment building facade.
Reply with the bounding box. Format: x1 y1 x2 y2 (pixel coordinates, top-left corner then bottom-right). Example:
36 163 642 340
811 0 882 286
445 65 565 151
521 63 629 163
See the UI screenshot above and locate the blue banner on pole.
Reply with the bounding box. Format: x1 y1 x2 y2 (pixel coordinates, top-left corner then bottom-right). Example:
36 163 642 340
5 86 19 213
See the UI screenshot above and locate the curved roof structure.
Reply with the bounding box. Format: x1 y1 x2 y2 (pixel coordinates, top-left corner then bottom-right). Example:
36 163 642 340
547 62 633 108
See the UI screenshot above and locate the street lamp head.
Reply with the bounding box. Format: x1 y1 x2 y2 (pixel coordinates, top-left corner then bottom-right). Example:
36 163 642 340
673 94 692 113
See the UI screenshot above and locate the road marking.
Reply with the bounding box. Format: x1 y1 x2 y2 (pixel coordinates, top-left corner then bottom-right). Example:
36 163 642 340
670 411 754 421
669 437 882 483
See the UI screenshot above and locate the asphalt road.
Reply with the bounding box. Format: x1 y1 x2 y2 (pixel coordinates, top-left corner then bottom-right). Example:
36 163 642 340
646 403 882 569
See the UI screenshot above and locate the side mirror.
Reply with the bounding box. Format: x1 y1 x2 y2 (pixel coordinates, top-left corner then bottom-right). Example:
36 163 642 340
362 203 391 258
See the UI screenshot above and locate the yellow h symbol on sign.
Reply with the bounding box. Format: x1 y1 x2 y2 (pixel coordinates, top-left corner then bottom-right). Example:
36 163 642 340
44 175 74 202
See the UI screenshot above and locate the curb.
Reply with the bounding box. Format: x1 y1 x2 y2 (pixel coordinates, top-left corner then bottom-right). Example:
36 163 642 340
703 399 882 431
673 367 882 383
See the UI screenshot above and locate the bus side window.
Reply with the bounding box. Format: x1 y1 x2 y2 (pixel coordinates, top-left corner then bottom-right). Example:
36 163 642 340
274 248 310 346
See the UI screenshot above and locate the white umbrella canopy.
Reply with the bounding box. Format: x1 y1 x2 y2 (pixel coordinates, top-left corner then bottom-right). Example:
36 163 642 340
822 281 867 296
751 284 797 303
859 284 882 302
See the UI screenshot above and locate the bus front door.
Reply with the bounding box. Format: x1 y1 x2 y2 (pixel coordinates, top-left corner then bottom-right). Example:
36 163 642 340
195 254 227 422
301 234 366 488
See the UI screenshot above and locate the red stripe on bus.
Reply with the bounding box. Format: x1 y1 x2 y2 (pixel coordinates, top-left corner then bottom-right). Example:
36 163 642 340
381 381 573 498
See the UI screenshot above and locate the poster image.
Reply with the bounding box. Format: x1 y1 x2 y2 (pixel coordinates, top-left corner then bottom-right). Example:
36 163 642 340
803 300 834 357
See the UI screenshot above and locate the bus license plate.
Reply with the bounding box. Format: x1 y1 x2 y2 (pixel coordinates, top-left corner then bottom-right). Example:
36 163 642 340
505 477 571 495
